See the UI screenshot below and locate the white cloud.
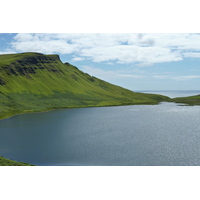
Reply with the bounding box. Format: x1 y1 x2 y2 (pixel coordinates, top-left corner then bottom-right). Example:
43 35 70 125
107 62 114 65
80 65 145 80
152 75 170 79
80 45 182 64
183 52 200 58
12 39 77 54
152 75 200 81
12 33 79 54
0 51 16 54
71 56 85 62
10 33 200 65
172 75 200 81
14 33 38 42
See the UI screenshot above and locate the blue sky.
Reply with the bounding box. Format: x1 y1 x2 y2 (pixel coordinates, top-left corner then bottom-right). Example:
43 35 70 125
1 33 200 91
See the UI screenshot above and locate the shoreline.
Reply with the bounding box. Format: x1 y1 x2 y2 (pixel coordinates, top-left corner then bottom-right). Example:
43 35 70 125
2 92 200 121
0 100 168 121
2 100 198 122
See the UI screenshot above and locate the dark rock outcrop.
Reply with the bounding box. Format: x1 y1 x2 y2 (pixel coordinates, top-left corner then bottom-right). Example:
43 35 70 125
0 77 6 85
3 53 62 76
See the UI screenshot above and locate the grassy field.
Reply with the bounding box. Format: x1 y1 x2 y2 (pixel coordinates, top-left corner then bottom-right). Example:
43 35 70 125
0 52 171 120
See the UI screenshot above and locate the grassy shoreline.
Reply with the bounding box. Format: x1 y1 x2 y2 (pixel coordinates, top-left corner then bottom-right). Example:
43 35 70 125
172 95 200 106
0 100 167 121
3 95 200 121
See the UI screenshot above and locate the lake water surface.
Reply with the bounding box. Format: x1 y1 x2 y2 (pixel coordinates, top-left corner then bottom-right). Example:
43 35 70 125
1 91 200 166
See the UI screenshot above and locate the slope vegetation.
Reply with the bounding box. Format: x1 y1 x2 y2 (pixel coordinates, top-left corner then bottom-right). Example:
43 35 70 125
0 156 34 166
172 95 200 105
0 52 170 119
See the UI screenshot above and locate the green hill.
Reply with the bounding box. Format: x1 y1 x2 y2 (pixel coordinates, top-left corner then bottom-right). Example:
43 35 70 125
0 52 170 120
0 156 34 166
172 95 200 105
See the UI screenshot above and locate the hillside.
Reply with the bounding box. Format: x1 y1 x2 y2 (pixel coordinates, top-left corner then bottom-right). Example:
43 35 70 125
172 95 200 105
0 52 170 120
0 156 34 166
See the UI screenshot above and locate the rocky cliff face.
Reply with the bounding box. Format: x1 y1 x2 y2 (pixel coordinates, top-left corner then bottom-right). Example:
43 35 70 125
10 53 59 65
1 53 63 77
0 77 6 85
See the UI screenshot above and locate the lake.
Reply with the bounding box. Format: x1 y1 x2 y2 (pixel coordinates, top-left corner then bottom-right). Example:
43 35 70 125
1 90 200 166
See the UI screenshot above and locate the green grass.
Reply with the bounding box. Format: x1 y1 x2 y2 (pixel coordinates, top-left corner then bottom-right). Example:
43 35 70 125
172 95 200 105
0 156 34 166
0 52 171 120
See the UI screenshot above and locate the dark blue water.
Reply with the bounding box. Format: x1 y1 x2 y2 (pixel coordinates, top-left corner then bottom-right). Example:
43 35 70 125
1 91 200 166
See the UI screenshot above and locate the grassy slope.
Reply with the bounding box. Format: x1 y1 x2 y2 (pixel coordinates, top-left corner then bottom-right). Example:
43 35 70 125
0 156 34 166
172 95 200 105
0 52 170 120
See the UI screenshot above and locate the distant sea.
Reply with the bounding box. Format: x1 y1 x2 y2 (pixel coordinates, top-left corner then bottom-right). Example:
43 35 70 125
135 90 200 98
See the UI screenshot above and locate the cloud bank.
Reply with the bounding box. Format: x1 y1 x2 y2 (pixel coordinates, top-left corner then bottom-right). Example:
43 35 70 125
10 33 200 66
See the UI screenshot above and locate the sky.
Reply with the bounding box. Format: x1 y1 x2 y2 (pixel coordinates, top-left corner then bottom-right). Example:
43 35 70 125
1 33 200 91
